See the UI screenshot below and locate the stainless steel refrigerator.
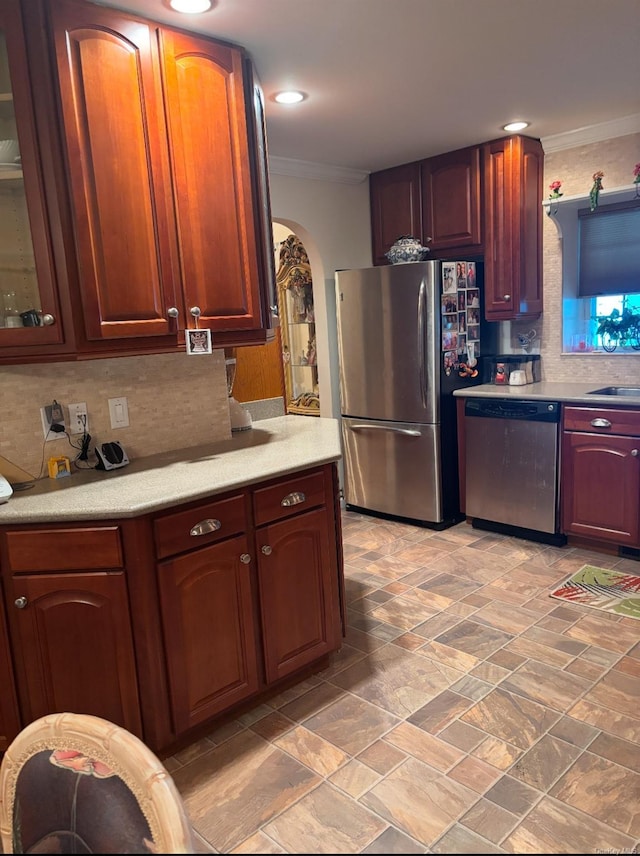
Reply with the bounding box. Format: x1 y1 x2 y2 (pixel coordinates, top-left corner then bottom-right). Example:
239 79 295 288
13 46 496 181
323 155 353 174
335 260 494 528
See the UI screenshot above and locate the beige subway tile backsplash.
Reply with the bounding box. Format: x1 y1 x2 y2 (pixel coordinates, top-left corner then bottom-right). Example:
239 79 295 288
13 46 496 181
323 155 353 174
1 350 231 478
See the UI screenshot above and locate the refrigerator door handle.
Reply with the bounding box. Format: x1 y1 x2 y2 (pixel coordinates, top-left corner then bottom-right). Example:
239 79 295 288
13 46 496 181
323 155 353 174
418 279 427 409
349 424 422 437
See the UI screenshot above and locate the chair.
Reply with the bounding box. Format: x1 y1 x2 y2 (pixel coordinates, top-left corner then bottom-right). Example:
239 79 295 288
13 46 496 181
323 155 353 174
0 712 195 854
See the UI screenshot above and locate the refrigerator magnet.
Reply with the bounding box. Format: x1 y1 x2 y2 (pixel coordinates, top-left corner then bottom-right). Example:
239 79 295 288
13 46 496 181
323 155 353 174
186 328 212 355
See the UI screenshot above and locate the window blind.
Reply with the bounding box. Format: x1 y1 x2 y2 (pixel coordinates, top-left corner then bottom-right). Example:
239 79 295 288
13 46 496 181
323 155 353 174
578 199 640 297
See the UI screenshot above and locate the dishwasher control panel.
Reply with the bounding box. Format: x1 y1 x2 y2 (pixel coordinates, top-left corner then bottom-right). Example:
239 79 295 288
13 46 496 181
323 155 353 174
465 398 560 422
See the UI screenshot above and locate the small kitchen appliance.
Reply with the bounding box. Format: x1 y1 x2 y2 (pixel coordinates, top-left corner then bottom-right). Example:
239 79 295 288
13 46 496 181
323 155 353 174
224 349 252 432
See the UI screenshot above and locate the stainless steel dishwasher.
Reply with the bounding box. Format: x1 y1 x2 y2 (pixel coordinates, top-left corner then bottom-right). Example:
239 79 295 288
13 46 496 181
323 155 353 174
464 398 566 544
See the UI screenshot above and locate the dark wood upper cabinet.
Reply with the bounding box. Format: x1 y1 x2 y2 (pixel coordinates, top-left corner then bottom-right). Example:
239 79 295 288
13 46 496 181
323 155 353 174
421 146 482 254
370 162 422 265
483 135 543 320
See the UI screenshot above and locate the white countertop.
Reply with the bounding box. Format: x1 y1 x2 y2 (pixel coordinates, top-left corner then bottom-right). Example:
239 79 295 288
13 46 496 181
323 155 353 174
453 381 640 406
0 416 342 524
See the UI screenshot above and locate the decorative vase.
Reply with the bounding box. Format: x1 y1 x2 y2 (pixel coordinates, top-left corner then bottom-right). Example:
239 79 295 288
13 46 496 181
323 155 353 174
385 235 430 264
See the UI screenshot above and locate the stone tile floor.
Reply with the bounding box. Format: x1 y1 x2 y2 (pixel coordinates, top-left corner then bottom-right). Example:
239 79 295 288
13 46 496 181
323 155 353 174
167 510 640 854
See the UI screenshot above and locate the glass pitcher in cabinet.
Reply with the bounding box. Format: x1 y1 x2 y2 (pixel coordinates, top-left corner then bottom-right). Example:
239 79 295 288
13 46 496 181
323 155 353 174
0 2 64 350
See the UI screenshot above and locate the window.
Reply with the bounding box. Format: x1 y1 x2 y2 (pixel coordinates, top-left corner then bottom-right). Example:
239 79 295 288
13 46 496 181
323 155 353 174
552 186 640 353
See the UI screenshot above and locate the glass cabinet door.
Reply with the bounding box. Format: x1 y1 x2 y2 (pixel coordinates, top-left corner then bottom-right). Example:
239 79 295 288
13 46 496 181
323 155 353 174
0 2 63 347
276 234 320 416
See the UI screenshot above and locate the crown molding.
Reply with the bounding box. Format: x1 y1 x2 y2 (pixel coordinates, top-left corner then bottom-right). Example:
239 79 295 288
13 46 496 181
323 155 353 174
267 155 369 184
541 113 640 153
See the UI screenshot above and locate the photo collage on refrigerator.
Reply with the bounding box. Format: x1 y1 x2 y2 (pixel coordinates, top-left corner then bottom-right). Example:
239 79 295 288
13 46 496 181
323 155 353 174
441 261 480 378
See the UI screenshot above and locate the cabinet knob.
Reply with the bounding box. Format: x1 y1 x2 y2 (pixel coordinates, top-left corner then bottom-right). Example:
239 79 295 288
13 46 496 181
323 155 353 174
240 553 251 564
14 596 27 609
190 518 222 536
167 307 179 318
261 545 272 555
281 491 306 507
190 306 201 318
270 304 278 317
502 294 511 301
632 449 639 457
41 314 55 326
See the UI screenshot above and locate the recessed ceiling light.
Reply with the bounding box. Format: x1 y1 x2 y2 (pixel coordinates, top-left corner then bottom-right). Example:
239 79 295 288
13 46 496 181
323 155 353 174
167 0 212 13
502 121 530 132
274 91 306 105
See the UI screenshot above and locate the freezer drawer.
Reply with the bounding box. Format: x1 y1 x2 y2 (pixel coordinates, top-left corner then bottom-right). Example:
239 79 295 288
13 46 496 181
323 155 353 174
341 417 443 523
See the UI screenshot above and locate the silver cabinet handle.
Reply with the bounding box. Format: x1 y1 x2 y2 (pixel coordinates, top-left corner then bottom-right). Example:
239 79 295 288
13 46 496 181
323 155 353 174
632 449 639 457
167 306 179 318
14 597 27 609
190 306 201 318
350 424 421 437
503 294 511 301
190 518 222 536
261 545 272 555
240 553 251 564
281 491 305 507
591 418 612 428
41 314 55 326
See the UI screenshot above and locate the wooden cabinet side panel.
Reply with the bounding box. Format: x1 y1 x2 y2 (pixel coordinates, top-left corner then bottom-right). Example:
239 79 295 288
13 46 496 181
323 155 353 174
483 140 514 319
561 432 640 544
8 571 142 734
50 0 176 340
160 29 263 332
370 163 422 265
257 507 341 684
158 535 260 733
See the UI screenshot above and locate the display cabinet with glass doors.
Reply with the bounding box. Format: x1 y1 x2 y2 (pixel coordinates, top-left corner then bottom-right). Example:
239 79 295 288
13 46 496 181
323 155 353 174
276 234 320 415
0 5 62 348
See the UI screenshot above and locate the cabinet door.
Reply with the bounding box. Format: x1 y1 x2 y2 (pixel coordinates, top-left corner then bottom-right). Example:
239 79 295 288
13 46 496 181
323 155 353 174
160 29 266 335
483 135 543 320
561 431 640 545
50 0 179 342
0 588 21 751
370 163 422 265
8 571 142 734
256 507 341 684
422 146 482 253
158 535 260 734
0 0 65 351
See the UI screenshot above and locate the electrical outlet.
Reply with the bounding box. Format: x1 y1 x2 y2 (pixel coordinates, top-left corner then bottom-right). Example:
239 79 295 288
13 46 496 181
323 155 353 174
68 402 89 435
40 402 65 441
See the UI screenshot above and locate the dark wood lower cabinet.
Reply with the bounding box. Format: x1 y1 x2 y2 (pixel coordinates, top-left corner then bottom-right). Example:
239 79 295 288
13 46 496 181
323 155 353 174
7 571 142 735
257 507 342 684
0 589 21 751
0 463 344 753
158 534 260 734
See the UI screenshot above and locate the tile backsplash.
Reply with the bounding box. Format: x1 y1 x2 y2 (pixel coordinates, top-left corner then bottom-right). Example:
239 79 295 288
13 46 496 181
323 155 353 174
1 350 231 478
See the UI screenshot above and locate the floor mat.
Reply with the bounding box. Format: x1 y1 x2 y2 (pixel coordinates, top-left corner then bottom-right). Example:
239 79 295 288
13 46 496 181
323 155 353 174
550 565 640 620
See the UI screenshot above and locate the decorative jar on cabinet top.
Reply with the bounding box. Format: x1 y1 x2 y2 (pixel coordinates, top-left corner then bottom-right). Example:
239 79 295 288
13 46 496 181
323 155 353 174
385 235 430 264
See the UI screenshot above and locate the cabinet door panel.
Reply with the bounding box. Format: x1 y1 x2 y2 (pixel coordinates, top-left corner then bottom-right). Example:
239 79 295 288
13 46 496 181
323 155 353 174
50 0 177 340
257 508 341 683
561 432 640 545
161 29 263 333
370 163 422 265
9 571 142 734
0 590 21 751
422 147 482 251
158 535 260 733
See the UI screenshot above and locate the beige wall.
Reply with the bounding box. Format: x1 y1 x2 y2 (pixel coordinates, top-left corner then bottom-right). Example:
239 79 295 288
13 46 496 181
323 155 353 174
532 131 640 382
1 351 230 478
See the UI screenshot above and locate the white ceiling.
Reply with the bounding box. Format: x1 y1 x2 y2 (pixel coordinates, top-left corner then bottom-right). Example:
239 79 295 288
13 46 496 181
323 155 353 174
101 0 639 173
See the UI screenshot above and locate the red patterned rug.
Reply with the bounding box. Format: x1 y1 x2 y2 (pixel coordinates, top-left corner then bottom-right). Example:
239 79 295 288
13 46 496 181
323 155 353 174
550 565 640 620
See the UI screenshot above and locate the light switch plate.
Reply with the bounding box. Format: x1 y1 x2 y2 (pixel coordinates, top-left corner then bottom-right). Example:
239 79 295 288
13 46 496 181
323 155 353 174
108 396 129 429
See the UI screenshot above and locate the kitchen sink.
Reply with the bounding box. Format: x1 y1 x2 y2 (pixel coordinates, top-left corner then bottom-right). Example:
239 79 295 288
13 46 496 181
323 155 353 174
587 386 640 396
